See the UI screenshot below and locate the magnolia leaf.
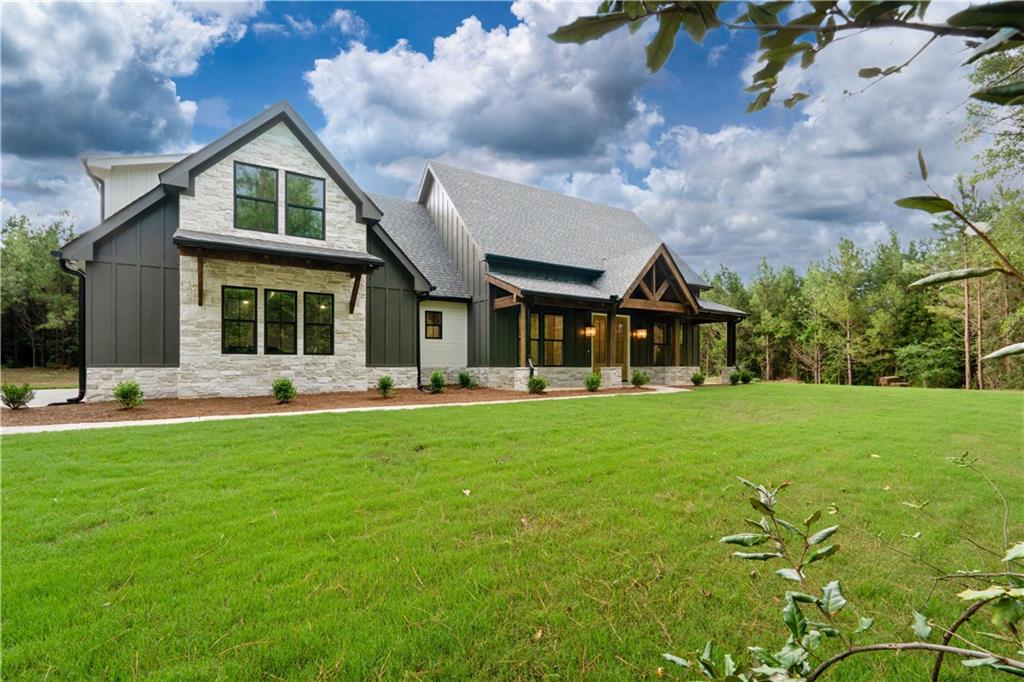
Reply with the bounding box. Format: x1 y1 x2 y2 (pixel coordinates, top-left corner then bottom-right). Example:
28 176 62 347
964 27 1022 65
959 586 1024 601
548 14 632 44
808 525 838 545
784 597 808 639
894 196 957 214
646 13 682 72
787 591 821 604
678 7 711 44
733 551 785 560
784 91 810 108
821 580 847 615
776 567 803 581
1005 542 1024 563
721 533 771 547
909 267 1003 288
747 2 777 25
984 342 1024 360
808 620 840 637
912 610 932 640
991 596 1024 629
807 544 838 564
760 42 813 63
776 517 802 535
947 2 1024 32
855 616 874 633
858 66 883 78
972 80 1024 106
749 496 774 515
804 510 821 527
747 90 773 113
661 652 691 667
917 148 928 181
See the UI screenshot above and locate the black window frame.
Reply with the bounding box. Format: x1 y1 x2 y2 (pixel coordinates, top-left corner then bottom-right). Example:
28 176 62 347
284 171 326 240
221 285 258 354
304 292 334 356
542 313 565 367
424 310 443 340
653 321 669 366
264 289 298 355
528 311 565 367
233 161 279 234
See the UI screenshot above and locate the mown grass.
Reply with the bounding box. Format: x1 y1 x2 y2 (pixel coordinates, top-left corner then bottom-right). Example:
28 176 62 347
0 367 77 389
2 384 1021 680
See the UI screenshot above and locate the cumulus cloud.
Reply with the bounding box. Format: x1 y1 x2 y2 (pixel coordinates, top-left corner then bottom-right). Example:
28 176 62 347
327 9 368 40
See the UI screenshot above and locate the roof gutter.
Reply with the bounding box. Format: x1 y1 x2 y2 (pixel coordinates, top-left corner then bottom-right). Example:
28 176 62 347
50 251 86 404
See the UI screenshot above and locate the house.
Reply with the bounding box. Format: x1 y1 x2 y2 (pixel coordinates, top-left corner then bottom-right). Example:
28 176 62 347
56 101 746 400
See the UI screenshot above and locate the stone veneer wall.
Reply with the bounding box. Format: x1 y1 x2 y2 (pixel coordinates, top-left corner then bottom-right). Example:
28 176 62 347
176 256 366 398
528 366 594 389
366 367 418 390
86 367 181 402
632 366 702 386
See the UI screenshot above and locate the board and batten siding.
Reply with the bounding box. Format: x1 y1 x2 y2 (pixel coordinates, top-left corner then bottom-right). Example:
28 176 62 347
422 174 490 366
420 300 468 369
86 194 180 367
366 231 418 367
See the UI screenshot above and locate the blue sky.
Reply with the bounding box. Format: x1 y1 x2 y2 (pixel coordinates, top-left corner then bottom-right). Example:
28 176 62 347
1 1 979 278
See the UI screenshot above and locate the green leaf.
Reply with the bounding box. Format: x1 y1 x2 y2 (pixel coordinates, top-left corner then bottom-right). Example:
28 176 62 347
821 580 847 615
661 652 691 667
858 67 883 78
784 91 810 108
991 596 1024 629
786 591 821 604
776 567 803 581
1005 543 1024 563
947 1 1024 32
959 585 1024 601
908 267 1003 288
678 7 711 44
855 616 874 633
912 610 932 640
983 342 1024 360
804 510 821 527
747 90 773 113
733 551 785 560
721 532 771 547
784 597 808 639
776 517 802 535
962 656 1024 676
807 544 839 564
964 27 1022 65
548 14 631 44
972 80 1024 106
917 148 928 181
749 496 774 515
747 2 777 25
808 525 838 545
894 196 957 214
646 13 682 72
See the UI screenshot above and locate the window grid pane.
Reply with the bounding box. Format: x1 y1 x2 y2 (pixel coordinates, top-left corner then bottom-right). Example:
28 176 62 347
304 292 334 355
222 286 256 354
285 173 325 239
265 290 296 354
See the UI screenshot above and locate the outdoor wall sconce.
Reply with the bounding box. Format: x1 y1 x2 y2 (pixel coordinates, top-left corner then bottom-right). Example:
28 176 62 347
582 325 597 337
633 328 648 340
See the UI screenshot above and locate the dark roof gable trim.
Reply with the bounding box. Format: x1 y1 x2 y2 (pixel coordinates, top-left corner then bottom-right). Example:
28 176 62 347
368 223 434 294
61 185 169 261
160 100 382 223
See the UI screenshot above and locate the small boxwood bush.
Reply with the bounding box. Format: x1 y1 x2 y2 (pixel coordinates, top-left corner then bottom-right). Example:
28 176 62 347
1 383 35 410
740 369 753 384
691 371 705 386
527 375 548 394
729 371 741 386
428 369 445 394
584 372 601 392
377 374 395 398
630 370 650 388
457 369 476 389
272 377 296 404
113 380 144 409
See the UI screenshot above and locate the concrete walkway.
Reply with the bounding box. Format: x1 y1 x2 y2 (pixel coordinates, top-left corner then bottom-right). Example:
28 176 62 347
27 388 79 407
2 385 688 436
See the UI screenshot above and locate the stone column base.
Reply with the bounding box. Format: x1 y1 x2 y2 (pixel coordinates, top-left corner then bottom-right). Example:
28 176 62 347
721 366 737 383
600 366 622 388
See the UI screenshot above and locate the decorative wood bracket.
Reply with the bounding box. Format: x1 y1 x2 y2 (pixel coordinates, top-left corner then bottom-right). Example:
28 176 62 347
349 273 362 314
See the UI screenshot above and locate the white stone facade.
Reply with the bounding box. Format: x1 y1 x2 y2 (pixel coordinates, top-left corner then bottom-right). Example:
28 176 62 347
366 366 418 390
632 366 703 386
86 367 181 402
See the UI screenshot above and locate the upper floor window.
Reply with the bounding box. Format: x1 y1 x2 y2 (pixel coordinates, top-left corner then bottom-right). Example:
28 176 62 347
234 162 277 233
222 286 257 354
304 292 334 355
424 310 443 339
653 322 669 365
286 172 325 239
265 289 297 355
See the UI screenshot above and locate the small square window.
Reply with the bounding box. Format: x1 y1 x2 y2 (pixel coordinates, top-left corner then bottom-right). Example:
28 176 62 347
425 310 443 339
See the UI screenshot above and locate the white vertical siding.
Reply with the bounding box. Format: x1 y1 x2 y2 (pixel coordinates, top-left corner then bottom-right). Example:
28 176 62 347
420 300 468 369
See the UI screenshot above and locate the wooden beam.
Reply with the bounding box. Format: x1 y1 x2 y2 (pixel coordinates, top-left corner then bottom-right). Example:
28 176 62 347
518 302 527 367
349 273 362 314
197 250 204 307
673 318 681 366
176 245 372 276
621 297 688 313
637 279 655 300
654 279 671 301
486 274 522 297
493 294 520 310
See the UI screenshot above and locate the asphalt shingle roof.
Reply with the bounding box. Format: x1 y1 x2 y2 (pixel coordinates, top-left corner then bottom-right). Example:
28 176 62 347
370 193 471 300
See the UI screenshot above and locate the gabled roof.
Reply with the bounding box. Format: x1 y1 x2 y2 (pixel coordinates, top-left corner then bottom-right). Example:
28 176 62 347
161 101 381 223
420 161 708 289
61 185 169 261
370 193 470 300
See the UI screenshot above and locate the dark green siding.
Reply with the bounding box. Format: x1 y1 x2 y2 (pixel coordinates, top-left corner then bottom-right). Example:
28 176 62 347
682 321 699 365
490 305 519 367
366 232 417 367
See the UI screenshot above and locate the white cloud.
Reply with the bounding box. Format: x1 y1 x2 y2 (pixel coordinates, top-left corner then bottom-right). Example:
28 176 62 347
327 9 368 40
253 21 287 36
707 45 727 66
284 14 316 36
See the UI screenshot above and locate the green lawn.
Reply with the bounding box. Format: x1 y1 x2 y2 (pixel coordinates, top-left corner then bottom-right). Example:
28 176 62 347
3 384 1021 680
0 367 77 389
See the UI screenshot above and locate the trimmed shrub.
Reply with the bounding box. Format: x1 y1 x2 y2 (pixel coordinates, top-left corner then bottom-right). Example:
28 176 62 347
584 372 601 392
729 371 741 386
429 369 445 394
1 383 35 410
630 370 650 388
377 374 395 398
691 371 705 386
272 377 296 404
527 375 548 394
740 369 753 384
457 369 476 389
113 380 144 409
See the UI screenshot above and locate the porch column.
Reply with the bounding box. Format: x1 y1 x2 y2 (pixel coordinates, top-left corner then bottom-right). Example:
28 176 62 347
673 318 681 366
726 319 737 367
518 301 527 367
605 300 620 369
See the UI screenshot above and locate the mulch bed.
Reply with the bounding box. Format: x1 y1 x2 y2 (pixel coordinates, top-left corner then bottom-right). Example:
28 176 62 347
1 386 652 428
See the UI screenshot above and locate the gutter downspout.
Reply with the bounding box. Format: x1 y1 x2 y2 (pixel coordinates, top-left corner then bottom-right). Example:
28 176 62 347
51 251 86 404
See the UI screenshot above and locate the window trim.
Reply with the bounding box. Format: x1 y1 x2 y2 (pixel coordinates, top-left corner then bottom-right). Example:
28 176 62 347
528 311 565 367
652 321 669 366
284 170 326 240
264 289 298 355
233 161 279 234
221 285 258 355
424 310 443 340
303 292 335 355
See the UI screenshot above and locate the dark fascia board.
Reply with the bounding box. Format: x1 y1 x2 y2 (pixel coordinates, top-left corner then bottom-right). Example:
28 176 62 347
368 222 433 293
173 229 384 270
485 253 604 278
160 100 382 224
61 185 168 261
